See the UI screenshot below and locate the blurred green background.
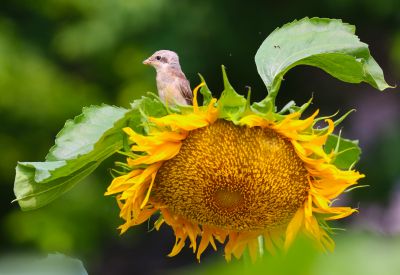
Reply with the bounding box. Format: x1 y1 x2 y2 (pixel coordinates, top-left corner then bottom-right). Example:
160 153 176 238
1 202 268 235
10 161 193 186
1 0 399 274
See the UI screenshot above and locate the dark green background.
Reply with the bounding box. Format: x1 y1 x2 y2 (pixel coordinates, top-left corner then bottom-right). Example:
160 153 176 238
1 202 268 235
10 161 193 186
1 1 399 274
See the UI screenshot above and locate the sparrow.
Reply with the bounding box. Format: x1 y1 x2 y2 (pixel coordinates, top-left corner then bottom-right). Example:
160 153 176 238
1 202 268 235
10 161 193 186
143 50 193 105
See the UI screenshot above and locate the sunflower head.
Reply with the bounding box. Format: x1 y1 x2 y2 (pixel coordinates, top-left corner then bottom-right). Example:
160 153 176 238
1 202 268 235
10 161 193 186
105 67 364 262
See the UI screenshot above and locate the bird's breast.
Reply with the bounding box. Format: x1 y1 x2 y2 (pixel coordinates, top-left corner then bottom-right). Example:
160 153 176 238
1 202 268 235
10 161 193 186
159 83 186 105
155 68 189 105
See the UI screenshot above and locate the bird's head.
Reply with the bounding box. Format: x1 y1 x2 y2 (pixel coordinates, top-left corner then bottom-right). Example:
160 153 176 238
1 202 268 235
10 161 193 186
143 50 181 70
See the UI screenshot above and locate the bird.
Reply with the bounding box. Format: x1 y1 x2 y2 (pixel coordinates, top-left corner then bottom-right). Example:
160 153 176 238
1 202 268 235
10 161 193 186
143 50 193 106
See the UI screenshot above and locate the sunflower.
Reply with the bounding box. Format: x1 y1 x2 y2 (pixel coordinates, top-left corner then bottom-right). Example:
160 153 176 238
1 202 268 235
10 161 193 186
105 72 364 262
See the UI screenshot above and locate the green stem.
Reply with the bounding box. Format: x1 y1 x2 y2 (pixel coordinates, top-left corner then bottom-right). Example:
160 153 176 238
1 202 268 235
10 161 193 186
258 235 264 258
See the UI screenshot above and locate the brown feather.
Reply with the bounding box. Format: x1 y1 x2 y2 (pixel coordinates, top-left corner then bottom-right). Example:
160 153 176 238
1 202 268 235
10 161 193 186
170 69 193 104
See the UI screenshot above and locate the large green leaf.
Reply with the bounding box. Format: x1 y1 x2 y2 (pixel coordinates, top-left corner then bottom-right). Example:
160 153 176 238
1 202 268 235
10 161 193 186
255 17 392 101
0 253 88 275
14 98 167 211
324 134 361 170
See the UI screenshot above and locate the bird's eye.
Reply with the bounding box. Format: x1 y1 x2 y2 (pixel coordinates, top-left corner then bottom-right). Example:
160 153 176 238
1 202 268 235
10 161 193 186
156 56 161 61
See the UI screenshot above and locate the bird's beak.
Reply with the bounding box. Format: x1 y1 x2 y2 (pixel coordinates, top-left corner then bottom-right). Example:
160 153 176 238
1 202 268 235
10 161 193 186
143 58 151 65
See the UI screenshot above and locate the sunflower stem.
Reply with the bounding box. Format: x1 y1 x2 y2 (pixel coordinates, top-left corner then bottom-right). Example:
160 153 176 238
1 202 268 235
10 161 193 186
258 235 264 258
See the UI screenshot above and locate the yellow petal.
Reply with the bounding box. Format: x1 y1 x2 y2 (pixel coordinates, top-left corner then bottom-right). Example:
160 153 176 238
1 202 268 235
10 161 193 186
284 208 304 250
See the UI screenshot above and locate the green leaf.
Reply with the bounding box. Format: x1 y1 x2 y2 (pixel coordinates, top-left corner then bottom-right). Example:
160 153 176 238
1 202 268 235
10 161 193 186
198 74 213 106
324 134 361 170
250 96 275 115
14 105 131 211
287 97 313 114
255 17 392 102
217 65 247 121
0 253 88 275
14 97 167 211
130 95 168 133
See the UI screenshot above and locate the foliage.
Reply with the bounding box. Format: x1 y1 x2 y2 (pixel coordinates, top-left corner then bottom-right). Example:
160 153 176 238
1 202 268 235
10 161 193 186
174 233 400 275
1 1 399 274
255 17 391 103
0 253 88 275
13 18 390 211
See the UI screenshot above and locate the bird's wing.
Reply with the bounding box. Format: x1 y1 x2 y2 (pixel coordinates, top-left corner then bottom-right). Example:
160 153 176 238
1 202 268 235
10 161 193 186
170 68 193 105
178 78 193 105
